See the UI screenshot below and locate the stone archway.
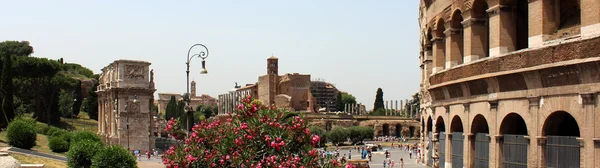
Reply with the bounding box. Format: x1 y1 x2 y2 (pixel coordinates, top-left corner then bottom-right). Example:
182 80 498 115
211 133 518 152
383 124 390 136
470 114 490 168
542 111 581 168
499 113 528 167
449 116 464 168
395 124 402 137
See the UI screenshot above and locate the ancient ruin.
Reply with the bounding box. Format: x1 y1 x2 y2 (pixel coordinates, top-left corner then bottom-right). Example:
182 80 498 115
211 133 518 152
96 60 156 151
419 0 599 167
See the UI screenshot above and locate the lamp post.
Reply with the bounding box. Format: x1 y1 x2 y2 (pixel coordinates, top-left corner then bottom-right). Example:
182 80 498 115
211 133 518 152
124 95 137 150
71 98 77 131
185 44 209 132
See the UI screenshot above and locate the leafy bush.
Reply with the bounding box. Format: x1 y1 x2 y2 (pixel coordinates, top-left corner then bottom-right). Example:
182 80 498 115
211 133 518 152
328 127 348 145
91 145 137 168
162 96 342 167
45 126 68 137
67 140 103 168
309 126 328 147
6 117 37 149
71 131 101 145
48 135 69 153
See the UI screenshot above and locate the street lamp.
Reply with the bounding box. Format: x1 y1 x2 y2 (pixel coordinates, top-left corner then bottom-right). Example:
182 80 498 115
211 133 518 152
185 44 209 132
124 95 138 150
71 98 77 131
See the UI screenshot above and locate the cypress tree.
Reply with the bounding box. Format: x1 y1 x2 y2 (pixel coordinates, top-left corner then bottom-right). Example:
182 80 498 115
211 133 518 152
373 88 384 111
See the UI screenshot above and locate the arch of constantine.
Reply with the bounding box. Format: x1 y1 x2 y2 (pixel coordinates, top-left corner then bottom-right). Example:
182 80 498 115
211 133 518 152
96 60 156 151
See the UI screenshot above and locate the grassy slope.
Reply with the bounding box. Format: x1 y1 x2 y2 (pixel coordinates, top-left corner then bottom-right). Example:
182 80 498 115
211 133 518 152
10 153 67 168
0 112 98 157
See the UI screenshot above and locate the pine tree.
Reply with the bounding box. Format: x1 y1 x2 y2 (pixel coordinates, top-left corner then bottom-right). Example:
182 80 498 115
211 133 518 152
164 96 177 120
373 88 384 111
335 92 343 111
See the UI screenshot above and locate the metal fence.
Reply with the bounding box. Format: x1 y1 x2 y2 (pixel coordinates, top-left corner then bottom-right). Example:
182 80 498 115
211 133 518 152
474 133 490 168
545 136 580 168
428 132 433 166
502 134 528 168
155 137 178 152
451 132 464 168
439 132 446 168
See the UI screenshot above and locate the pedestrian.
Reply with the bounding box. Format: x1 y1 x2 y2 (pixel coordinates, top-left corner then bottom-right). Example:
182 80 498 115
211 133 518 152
391 160 395 168
399 158 404 168
348 150 352 159
383 159 387 168
147 150 151 160
409 149 412 159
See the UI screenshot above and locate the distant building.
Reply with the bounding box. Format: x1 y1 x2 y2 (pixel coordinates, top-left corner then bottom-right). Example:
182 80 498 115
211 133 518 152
310 79 340 111
157 80 217 114
218 56 315 114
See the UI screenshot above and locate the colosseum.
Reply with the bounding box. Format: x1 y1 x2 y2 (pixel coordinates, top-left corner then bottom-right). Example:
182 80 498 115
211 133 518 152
418 0 600 167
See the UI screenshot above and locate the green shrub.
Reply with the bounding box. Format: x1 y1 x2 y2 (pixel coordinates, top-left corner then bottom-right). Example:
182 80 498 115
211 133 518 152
6 118 37 149
46 126 68 137
91 145 137 168
328 127 348 145
71 131 101 145
48 135 69 153
67 140 103 168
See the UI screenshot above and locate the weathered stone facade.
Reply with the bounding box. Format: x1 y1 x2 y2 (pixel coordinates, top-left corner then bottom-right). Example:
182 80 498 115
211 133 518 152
96 60 155 151
305 114 420 138
419 0 600 167
156 81 217 114
218 56 315 114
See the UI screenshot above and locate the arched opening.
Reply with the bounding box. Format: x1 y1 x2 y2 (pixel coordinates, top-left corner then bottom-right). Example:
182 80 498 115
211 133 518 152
433 19 447 71
548 0 581 40
409 126 416 138
382 124 390 136
499 113 528 167
471 114 490 168
426 116 434 166
449 10 464 66
396 124 402 137
469 0 489 60
435 116 446 168
450 116 464 168
513 0 529 50
542 111 581 167
325 122 332 132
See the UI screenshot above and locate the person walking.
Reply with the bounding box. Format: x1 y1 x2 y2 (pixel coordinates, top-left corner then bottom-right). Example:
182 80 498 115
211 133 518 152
383 159 387 168
409 149 413 159
399 158 404 168
348 150 352 159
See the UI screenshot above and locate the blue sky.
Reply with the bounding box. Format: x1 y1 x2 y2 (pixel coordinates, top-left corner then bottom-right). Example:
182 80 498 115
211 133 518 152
0 0 420 110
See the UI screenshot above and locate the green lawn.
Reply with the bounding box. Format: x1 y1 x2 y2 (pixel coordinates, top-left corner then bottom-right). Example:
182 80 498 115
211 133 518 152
10 153 67 168
0 112 98 156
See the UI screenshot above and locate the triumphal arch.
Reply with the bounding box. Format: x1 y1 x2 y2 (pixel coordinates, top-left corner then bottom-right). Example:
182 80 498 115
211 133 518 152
97 60 156 151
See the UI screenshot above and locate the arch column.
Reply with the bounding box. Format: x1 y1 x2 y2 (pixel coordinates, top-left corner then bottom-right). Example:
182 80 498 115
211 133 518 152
528 0 557 47
581 0 600 37
462 17 488 63
432 37 446 73
581 93 596 167
98 99 104 135
487 4 516 57
445 28 463 68
528 97 541 168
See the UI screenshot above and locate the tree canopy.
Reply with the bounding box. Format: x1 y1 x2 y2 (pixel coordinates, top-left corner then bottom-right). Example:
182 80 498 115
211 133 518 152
373 88 384 111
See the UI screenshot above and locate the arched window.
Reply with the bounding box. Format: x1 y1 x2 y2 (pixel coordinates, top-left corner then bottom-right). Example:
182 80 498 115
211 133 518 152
448 10 464 66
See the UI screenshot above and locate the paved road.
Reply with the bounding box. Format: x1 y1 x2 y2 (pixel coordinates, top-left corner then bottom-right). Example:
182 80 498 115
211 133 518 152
7 147 67 162
347 147 428 168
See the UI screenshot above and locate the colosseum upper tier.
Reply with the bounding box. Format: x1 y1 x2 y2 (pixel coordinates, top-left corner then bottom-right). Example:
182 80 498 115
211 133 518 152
418 0 600 167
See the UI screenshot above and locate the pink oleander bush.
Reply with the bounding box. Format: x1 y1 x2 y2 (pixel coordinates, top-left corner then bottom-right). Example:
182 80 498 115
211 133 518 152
162 96 349 168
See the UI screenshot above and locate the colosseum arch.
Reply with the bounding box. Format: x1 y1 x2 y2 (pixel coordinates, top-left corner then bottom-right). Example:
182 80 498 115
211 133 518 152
449 115 465 168
505 0 529 51
541 111 581 167
499 112 529 167
544 0 582 40
433 18 447 72
467 0 489 61
470 114 490 168
435 115 447 168
448 10 464 66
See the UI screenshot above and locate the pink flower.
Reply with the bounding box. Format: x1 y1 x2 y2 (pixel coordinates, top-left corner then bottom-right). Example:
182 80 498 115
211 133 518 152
237 104 244 109
186 154 196 162
304 128 310 135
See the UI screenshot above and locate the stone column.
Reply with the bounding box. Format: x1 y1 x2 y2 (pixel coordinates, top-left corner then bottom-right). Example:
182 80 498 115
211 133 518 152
445 27 463 68
400 100 404 116
580 93 595 168
432 37 446 73
385 101 389 115
423 46 434 76
527 0 556 47
395 100 398 115
528 97 542 168
99 100 104 135
487 4 516 57
581 0 600 37
446 133 453 166
462 9 489 63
